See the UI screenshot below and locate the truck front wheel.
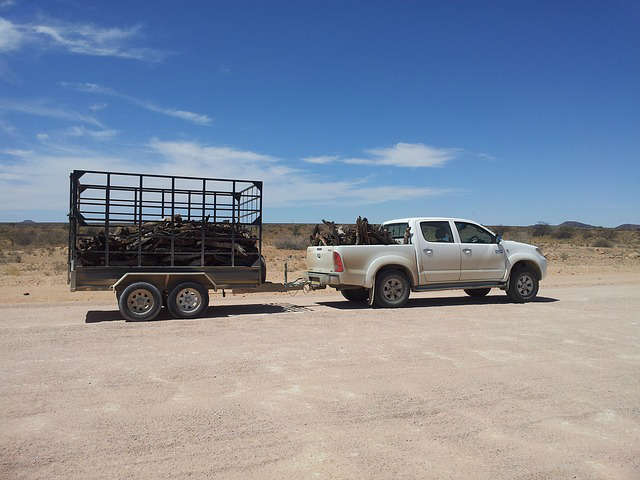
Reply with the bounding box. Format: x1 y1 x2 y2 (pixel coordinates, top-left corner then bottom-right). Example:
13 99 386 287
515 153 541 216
118 282 163 322
507 267 539 303
373 269 410 308
167 282 210 319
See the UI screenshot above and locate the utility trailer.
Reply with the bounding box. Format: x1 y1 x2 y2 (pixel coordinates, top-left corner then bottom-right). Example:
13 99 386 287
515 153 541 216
68 170 270 321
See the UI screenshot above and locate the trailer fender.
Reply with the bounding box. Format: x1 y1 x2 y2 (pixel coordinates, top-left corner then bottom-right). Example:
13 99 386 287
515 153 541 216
112 272 217 293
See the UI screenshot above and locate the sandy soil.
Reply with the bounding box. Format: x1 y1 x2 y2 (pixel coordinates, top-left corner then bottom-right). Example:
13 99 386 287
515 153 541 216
1 271 639 479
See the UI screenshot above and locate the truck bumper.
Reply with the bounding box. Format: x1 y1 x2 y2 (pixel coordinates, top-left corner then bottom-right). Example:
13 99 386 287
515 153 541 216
305 271 340 288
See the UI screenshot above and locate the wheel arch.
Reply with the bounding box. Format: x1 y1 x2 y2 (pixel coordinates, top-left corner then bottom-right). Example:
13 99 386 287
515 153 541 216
508 259 542 281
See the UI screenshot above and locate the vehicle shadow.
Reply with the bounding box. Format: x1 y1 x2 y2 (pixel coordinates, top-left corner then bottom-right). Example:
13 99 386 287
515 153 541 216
85 302 307 323
317 295 559 310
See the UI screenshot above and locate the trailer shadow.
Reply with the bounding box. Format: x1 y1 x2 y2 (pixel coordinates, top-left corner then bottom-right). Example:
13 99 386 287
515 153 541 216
317 294 558 310
85 302 310 323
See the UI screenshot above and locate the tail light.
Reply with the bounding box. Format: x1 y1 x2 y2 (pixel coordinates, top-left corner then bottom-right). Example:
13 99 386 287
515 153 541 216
333 251 344 272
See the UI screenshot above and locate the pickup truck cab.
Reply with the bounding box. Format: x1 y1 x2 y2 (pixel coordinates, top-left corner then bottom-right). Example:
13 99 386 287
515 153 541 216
306 217 547 307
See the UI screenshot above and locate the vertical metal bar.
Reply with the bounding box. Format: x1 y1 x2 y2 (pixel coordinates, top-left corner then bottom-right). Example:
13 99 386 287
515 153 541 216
171 176 175 267
161 190 165 219
133 188 137 225
67 172 75 284
258 182 263 262
201 179 206 267
213 193 217 224
231 181 236 267
105 173 110 266
188 191 191 220
138 175 143 267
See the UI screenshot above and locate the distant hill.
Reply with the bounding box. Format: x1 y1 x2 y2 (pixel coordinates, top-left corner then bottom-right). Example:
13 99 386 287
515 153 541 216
615 224 640 231
21 220 36 224
558 221 596 228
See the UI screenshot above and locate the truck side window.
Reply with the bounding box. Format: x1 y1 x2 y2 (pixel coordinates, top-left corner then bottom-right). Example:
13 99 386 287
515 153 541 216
454 222 495 244
385 223 409 243
420 221 454 243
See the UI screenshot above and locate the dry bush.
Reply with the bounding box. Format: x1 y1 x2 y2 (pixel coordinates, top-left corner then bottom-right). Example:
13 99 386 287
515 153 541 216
599 228 617 241
552 226 574 239
592 238 613 248
532 222 551 237
4 265 21 276
274 236 308 250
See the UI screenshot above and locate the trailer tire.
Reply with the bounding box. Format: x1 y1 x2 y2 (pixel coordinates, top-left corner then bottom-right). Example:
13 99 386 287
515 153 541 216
260 256 267 283
167 282 209 319
373 269 410 308
118 282 163 322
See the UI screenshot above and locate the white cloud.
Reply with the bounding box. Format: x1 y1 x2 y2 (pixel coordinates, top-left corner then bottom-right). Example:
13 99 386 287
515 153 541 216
36 132 48 141
0 139 453 217
66 125 118 139
0 16 165 61
345 143 458 167
0 99 104 127
302 155 338 164
0 118 16 135
148 140 449 208
61 82 212 125
0 17 21 51
306 143 460 168
0 1 16 9
89 103 108 111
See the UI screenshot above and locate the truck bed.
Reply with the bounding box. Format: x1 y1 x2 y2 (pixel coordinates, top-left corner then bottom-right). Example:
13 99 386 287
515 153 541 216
306 244 417 289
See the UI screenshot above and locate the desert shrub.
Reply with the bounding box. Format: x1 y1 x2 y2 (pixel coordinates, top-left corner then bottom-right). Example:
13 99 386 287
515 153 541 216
291 224 302 236
274 236 308 250
52 262 67 274
592 238 613 248
532 222 551 237
552 226 573 239
4 265 21 276
582 229 593 240
599 228 617 241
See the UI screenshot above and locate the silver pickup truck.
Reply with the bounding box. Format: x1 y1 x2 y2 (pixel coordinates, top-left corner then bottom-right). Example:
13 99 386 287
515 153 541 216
306 217 547 308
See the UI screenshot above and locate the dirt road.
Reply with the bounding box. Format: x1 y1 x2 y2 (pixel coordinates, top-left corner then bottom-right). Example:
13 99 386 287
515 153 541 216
1 279 639 479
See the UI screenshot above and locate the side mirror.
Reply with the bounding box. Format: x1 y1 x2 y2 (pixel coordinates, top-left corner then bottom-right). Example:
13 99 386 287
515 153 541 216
496 234 503 244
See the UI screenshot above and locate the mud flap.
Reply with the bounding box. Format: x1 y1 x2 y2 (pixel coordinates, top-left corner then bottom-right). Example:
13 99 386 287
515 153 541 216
368 283 376 308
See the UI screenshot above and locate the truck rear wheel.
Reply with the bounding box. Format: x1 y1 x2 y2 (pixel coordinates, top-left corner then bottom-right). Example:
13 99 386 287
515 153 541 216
373 269 410 308
341 287 369 303
167 282 209 319
118 282 163 322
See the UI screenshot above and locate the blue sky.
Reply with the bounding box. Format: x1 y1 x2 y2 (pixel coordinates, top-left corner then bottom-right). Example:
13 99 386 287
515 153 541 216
0 1 638 226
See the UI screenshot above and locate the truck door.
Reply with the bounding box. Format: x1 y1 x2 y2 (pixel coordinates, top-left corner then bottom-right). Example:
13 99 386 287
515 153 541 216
454 221 506 281
416 221 461 284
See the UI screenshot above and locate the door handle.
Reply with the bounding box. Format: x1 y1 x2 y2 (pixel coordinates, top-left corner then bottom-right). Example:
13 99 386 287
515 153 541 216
423 248 433 255
462 248 472 255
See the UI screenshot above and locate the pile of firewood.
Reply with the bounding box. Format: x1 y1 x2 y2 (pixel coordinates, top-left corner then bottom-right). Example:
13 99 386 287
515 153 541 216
309 216 407 246
77 215 259 266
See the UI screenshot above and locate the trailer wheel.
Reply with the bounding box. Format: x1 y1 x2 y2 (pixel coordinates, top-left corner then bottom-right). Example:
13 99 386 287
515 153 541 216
118 282 163 322
167 282 209 319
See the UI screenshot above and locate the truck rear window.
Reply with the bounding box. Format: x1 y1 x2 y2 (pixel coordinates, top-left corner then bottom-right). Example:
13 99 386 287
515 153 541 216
385 223 409 242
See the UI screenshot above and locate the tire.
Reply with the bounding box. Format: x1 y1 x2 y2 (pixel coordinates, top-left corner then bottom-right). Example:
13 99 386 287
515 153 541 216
341 287 369 303
167 282 210 319
464 288 491 297
118 282 163 322
373 269 410 308
260 256 267 283
507 267 539 303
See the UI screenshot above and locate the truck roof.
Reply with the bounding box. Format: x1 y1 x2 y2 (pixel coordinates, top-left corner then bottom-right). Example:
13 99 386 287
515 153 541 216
383 217 483 225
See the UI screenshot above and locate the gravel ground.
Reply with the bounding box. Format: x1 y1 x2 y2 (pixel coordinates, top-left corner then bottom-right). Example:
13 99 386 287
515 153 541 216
1 279 639 479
